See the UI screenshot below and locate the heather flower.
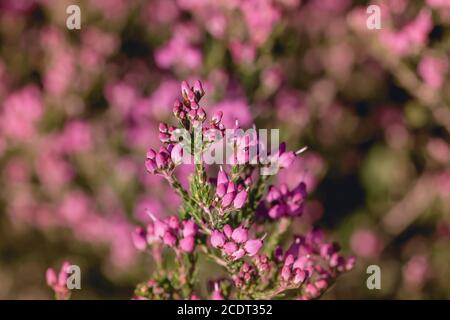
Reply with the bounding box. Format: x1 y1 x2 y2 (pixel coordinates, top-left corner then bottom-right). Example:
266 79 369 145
125 80 354 300
46 261 71 300
211 230 226 248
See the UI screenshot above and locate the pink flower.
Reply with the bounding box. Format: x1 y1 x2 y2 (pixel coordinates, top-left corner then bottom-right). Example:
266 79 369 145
210 230 226 248
46 269 57 287
231 226 249 244
182 219 198 238
223 242 238 255
179 236 196 253
233 190 248 209
132 227 147 251
244 239 263 256
221 224 232 238
231 248 246 261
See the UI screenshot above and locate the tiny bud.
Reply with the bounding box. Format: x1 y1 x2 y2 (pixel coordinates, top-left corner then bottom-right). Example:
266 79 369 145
281 265 292 281
179 236 196 253
46 269 57 287
293 269 307 284
212 282 224 300
159 123 168 133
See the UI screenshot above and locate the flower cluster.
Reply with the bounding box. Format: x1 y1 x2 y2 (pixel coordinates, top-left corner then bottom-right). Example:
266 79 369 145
132 214 199 254
210 225 263 261
214 167 248 213
129 80 354 300
264 182 307 219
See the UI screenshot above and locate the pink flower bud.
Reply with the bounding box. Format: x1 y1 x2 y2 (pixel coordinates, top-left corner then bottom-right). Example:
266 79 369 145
216 183 227 198
329 253 344 268
221 192 235 208
226 182 236 193
132 227 147 251
179 236 196 253
279 151 295 169
231 248 246 261
223 242 238 255
293 269 307 285
212 111 223 124
182 219 198 238
293 256 308 270
233 190 248 209
345 256 356 271
193 80 205 98
171 143 184 165
146 148 156 159
181 80 191 99
315 279 328 289
212 283 224 300
217 167 229 185
46 268 57 287
231 226 248 243
155 153 169 169
210 230 225 248
159 132 170 143
154 219 169 238
167 216 180 230
268 204 287 219
284 254 295 266
197 108 206 121
58 262 70 285
305 284 319 298
159 123 168 133
244 239 263 256
223 224 233 238
266 186 282 202
163 232 177 247
145 159 157 173
281 265 292 281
